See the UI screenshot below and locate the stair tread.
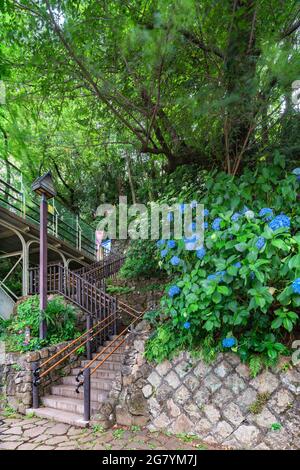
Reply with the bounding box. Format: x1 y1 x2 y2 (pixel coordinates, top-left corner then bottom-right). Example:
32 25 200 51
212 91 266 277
41 395 100 407
70 368 120 379
26 407 88 427
80 360 122 366
51 384 108 397
62 376 114 384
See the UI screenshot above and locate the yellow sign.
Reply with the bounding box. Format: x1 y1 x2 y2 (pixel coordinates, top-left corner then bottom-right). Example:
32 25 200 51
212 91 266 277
48 204 54 215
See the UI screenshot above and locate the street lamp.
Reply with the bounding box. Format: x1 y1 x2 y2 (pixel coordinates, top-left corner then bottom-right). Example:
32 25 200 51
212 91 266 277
32 171 56 339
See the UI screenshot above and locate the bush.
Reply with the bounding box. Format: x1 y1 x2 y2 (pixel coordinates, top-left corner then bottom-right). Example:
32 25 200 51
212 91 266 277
119 239 162 279
145 154 300 374
1 295 78 352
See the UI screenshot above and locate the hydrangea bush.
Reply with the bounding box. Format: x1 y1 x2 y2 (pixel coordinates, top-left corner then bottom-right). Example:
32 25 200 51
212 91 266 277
145 155 300 374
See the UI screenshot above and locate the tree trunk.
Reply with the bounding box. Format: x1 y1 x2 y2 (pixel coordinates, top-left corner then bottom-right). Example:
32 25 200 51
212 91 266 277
224 0 259 174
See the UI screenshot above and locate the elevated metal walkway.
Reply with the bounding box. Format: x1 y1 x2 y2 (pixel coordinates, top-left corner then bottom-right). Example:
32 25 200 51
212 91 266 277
0 158 98 300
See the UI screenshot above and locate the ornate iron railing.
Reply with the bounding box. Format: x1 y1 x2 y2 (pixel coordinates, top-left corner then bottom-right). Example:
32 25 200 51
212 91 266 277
0 158 97 258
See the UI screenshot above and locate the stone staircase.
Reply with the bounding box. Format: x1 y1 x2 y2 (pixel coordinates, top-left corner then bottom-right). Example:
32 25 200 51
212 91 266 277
26 336 125 427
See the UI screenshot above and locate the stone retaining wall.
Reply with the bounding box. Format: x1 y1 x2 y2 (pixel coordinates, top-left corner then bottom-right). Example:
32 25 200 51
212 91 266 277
115 322 300 450
1 342 81 414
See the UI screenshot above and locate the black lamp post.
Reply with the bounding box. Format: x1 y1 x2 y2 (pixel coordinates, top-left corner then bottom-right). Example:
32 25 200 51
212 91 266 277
31 171 56 339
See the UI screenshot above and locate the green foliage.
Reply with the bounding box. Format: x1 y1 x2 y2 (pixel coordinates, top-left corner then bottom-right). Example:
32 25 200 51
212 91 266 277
249 393 270 414
0 259 22 297
92 424 105 434
143 310 161 328
120 240 162 279
131 425 141 433
106 285 134 295
270 422 282 431
112 428 125 439
146 156 300 367
1 1 300 215
1 295 79 352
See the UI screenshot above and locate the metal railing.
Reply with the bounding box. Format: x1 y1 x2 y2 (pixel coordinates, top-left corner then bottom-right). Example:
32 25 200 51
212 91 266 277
28 264 116 323
75 308 145 421
0 158 97 258
29 258 147 423
31 312 120 409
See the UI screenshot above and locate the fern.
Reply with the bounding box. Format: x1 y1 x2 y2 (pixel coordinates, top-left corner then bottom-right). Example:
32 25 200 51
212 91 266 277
249 355 263 377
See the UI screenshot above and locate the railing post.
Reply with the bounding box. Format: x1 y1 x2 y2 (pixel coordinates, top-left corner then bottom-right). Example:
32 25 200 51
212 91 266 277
32 361 39 409
83 368 91 422
113 298 117 336
86 315 92 360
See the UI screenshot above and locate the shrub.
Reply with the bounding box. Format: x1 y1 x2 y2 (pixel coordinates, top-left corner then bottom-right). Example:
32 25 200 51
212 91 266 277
145 154 300 372
119 239 162 279
2 295 78 352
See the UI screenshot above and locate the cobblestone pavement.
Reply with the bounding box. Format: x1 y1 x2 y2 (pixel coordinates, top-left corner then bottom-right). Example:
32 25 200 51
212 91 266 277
0 413 222 450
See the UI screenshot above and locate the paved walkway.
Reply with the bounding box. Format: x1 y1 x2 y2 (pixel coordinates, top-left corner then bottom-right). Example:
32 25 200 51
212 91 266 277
0 413 219 450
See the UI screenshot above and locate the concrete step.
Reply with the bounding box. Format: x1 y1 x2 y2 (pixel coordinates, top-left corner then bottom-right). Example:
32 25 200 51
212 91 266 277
41 395 99 415
26 407 88 428
98 344 126 353
80 360 122 371
62 375 114 391
71 367 120 380
91 351 124 362
51 384 109 402
104 338 126 347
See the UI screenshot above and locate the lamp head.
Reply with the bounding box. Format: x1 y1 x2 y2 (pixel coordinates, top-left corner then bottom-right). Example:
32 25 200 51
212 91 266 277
31 171 56 199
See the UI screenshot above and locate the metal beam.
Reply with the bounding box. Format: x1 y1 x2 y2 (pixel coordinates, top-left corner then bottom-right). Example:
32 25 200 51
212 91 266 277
0 251 23 259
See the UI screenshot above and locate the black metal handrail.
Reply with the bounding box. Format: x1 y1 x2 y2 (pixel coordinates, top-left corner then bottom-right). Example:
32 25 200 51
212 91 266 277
31 312 119 409
76 308 145 422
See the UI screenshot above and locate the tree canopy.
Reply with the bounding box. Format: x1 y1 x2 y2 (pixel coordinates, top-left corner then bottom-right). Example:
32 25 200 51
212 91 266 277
0 0 299 215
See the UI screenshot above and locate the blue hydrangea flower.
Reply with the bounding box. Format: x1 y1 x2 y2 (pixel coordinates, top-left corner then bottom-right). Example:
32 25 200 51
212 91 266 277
245 210 255 219
241 206 249 215
204 209 210 217
292 278 300 294
170 256 181 266
204 221 208 229
216 270 226 280
222 337 236 348
156 239 165 247
167 240 176 249
169 285 180 298
269 214 291 231
184 234 199 244
196 247 206 259
231 212 241 222
256 236 266 250
297 175 300 182
212 217 222 230
292 168 300 175
207 271 226 282
234 261 242 269
167 212 174 222
183 321 191 329
259 208 273 221
160 248 168 257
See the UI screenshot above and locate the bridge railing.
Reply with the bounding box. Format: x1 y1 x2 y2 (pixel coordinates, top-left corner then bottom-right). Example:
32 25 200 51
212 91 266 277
0 158 96 259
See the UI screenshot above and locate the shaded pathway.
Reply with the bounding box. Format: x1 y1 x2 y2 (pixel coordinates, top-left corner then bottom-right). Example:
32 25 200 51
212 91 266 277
0 413 222 451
